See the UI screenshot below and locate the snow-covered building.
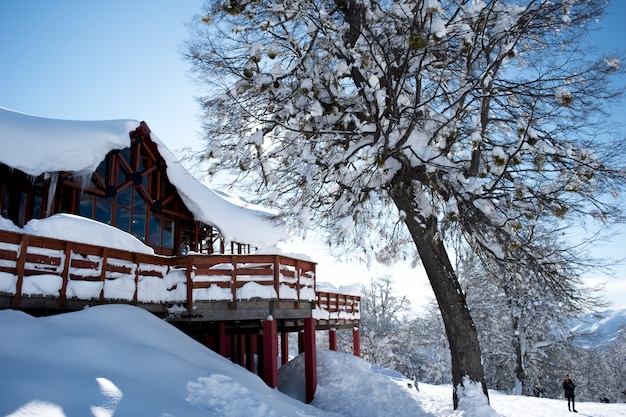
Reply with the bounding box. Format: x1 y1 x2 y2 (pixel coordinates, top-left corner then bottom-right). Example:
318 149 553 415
0 107 360 403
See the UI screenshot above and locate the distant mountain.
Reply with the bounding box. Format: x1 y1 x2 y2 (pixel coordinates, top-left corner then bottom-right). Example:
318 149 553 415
569 308 626 349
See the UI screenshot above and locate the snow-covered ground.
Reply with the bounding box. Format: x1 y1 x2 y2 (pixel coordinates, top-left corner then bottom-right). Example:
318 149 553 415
0 305 624 417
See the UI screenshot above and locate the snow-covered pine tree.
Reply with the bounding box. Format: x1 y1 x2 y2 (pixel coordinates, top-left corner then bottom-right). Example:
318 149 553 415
185 0 626 408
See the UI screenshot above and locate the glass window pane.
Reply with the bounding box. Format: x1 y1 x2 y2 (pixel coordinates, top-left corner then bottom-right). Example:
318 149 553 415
163 218 174 249
117 187 131 208
148 213 160 246
116 207 131 233
132 212 146 242
79 197 94 218
95 196 112 224
116 159 130 187
31 195 43 219
133 188 145 209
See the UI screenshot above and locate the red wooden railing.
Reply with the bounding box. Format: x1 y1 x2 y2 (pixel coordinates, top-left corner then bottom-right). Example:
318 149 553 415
0 229 359 318
316 291 361 315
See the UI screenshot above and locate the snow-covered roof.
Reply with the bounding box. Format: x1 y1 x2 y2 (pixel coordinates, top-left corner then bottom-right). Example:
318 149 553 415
0 107 285 247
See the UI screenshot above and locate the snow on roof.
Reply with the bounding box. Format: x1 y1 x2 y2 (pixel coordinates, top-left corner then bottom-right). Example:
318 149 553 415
0 107 137 177
148 132 285 247
0 107 285 247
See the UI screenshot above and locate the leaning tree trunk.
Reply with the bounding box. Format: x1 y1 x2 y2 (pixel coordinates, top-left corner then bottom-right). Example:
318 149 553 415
391 191 488 409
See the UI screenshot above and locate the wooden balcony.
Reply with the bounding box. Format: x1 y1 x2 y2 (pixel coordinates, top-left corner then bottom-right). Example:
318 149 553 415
0 229 360 327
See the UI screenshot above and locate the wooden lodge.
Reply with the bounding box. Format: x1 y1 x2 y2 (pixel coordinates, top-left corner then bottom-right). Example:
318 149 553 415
0 108 361 403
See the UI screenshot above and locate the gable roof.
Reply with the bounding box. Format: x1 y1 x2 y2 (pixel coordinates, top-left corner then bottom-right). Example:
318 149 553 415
0 107 285 248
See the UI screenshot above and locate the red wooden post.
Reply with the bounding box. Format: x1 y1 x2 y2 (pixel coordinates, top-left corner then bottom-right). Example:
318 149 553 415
273 256 280 308
231 332 239 364
231 255 238 309
262 318 278 388
12 234 29 309
295 259 301 301
218 322 227 357
257 331 265 377
246 333 257 372
238 334 246 366
281 331 289 365
329 328 337 351
298 330 305 354
352 327 361 357
99 248 109 303
304 317 317 403
58 241 72 309
186 255 193 311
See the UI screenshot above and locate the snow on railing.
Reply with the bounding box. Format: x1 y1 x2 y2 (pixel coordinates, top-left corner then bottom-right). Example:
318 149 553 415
0 229 327 313
314 290 361 321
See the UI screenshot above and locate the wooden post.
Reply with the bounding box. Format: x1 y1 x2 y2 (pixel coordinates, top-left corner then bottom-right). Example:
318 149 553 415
99 248 109 303
237 334 246 366
12 234 29 309
231 255 238 310
218 322 227 357
281 331 289 365
246 333 257 373
186 255 193 311
304 317 317 404
262 318 278 387
298 330 305 354
329 328 337 351
58 241 72 309
352 327 361 357
257 330 265 378
132 253 139 304
273 256 280 308
231 332 239 364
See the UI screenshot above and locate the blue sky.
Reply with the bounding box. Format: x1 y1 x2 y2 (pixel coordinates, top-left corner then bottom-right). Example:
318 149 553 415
0 0 623 149
1 0 625 310
0 0 205 150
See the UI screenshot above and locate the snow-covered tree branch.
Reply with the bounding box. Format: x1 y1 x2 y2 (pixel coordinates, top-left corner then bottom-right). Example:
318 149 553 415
185 0 626 408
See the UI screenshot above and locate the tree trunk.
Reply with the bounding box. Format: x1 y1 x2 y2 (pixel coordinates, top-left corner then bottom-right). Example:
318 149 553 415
391 191 488 408
512 317 526 395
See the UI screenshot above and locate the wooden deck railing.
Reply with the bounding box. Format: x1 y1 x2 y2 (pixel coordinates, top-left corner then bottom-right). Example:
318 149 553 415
316 291 361 315
0 229 359 318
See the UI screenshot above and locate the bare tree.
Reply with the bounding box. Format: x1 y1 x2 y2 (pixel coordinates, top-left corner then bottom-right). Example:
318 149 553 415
185 0 626 407
457 228 607 396
359 276 411 368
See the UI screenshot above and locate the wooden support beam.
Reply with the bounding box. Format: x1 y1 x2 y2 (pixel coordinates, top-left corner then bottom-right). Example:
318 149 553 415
273 256 280 309
262 318 278 388
58 241 72 309
218 322 227 357
246 333 257 373
186 255 193 311
237 334 246 366
329 328 337 351
298 330 305 354
281 331 289 365
304 317 317 404
257 331 265 378
352 327 361 357
12 234 28 309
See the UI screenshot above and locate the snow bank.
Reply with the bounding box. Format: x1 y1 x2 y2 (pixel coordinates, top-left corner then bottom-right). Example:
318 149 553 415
0 305 625 416
279 350 424 416
0 305 330 417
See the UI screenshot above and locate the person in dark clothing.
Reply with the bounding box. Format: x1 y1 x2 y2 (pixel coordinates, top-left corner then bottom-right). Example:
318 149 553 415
563 374 577 412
